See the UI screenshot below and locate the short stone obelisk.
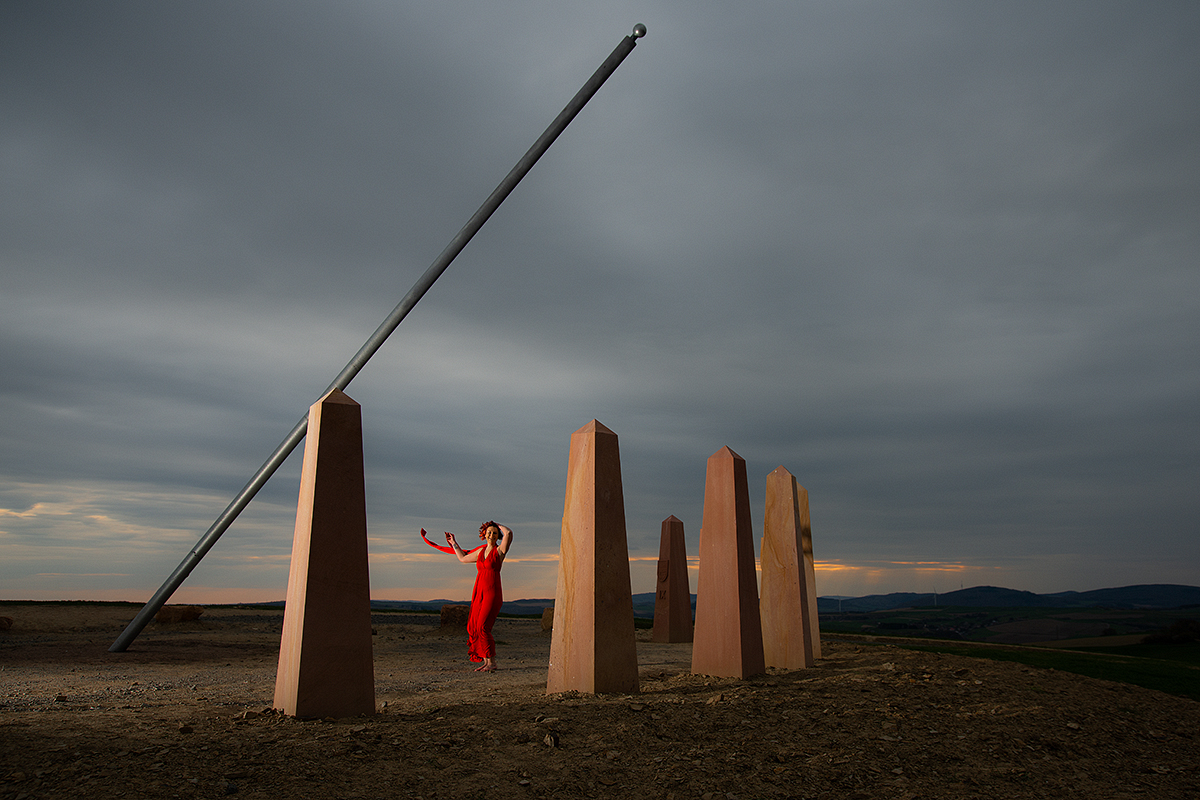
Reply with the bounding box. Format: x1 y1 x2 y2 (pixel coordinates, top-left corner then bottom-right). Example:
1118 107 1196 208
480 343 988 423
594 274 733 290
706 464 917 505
691 446 766 679
761 466 822 668
652 515 693 643
547 420 639 694
274 389 375 718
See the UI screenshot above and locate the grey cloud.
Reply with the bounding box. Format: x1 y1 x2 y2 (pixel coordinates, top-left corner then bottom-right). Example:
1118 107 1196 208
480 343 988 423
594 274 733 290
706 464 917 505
2 2 1197 601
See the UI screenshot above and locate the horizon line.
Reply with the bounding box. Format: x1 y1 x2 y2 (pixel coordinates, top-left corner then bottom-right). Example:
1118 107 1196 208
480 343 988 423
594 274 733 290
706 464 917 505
4 581 1198 607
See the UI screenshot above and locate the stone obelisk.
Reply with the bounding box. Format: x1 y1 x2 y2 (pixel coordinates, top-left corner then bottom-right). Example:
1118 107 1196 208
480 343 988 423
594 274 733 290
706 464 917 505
274 389 375 718
652 515 693 643
547 420 639 694
691 446 766 679
761 466 821 668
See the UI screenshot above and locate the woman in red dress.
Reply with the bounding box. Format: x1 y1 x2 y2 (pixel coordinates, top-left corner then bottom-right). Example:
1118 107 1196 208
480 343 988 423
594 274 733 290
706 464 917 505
444 521 512 672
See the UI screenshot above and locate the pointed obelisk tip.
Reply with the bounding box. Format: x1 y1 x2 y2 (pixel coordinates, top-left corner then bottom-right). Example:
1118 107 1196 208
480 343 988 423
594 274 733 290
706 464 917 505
632 23 647 39
575 419 616 436
711 445 744 462
319 388 359 406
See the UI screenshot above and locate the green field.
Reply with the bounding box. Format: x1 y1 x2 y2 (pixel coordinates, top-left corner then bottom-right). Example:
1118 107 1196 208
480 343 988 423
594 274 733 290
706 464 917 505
819 604 1200 642
819 604 1200 701
891 640 1200 701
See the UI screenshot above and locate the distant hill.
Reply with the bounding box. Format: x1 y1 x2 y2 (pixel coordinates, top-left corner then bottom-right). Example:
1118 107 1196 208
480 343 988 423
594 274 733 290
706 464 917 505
361 594 665 618
1045 585 1200 609
815 584 1200 613
357 583 1199 619
367 598 556 617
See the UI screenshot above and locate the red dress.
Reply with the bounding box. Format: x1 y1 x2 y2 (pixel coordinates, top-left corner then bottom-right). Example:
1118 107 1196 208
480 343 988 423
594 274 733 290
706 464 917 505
468 546 503 662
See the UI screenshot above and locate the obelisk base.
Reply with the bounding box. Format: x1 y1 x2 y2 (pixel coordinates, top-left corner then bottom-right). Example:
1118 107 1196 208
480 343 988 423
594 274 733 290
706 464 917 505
274 389 375 718
652 515 693 643
691 446 765 679
547 420 639 694
761 466 821 669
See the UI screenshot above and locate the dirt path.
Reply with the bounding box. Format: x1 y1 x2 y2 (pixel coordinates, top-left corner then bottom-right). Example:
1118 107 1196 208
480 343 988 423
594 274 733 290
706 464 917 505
2 604 1198 799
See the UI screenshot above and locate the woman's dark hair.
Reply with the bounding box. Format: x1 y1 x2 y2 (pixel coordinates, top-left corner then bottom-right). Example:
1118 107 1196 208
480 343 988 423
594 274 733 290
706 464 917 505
478 520 499 540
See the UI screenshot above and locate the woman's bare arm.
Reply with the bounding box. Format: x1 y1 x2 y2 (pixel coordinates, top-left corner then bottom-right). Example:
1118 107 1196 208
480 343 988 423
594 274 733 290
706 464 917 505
445 532 480 563
497 525 514 557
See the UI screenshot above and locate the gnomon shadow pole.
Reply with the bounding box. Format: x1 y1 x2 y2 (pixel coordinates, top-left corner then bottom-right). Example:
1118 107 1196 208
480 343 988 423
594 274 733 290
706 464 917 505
110 24 647 652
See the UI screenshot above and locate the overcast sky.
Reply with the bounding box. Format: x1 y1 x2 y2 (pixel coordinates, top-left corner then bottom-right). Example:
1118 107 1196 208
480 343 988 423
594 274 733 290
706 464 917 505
3 2 1198 608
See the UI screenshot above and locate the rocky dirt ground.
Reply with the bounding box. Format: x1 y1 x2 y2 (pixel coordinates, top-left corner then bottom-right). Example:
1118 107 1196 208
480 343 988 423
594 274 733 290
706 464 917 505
2 603 1198 799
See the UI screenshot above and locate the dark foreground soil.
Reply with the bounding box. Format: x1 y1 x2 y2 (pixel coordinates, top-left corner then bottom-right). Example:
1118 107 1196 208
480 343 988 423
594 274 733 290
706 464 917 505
2 604 1198 799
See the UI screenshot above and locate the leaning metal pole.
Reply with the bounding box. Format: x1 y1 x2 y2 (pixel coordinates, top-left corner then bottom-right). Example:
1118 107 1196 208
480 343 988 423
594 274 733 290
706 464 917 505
110 24 647 653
